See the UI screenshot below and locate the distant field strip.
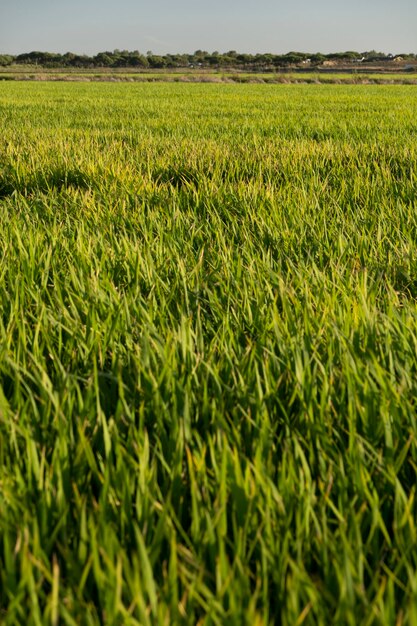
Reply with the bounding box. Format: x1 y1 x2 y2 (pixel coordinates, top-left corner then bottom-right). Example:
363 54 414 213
1 83 417 624
1 69 417 84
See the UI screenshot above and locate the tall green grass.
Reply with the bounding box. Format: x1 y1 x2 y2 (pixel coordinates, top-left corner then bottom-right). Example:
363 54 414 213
1 82 417 624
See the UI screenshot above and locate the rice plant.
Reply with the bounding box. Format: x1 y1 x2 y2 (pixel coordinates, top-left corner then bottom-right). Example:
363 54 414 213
0 82 417 624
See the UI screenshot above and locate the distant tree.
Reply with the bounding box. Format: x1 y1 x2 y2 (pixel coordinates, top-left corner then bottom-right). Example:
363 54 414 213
6 48 416 71
281 52 304 65
164 55 176 68
62 52 77 66
310 53 325 63
94 52 113 67
205 55 220 66
147 55 166 68
237 53 252 65
166 53 186 67
72 54 93 68
129 52 149 68
254 53 273 66
15 51 61 66
344 51 362 60
0 54 14 66
362 50 386 61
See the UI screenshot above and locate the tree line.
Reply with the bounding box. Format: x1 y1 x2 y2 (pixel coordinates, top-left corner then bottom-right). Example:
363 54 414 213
0 50 416 69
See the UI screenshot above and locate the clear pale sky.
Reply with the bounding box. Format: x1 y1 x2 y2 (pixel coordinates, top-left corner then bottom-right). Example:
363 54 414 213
1 0 416 55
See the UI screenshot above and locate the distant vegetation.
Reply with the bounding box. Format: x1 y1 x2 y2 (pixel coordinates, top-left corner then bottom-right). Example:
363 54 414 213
1 49 416 70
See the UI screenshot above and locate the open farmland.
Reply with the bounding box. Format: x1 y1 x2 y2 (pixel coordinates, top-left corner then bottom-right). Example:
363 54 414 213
1 82 417 624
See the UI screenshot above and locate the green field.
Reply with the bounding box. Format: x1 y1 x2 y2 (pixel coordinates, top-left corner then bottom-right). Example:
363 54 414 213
1 66 417 84
1 82 417 624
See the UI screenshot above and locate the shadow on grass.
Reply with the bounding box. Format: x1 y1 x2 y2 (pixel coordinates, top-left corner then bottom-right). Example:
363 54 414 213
153 165 201 189
0 167 91 199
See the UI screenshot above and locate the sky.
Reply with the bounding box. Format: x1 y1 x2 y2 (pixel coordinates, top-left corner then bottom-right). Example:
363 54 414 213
1 0 416 56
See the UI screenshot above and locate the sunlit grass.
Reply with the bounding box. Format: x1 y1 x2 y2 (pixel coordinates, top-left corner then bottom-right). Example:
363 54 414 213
1 82 417 624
